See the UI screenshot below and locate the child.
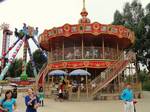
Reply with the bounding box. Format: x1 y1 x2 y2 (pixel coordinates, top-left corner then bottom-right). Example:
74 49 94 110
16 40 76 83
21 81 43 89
38 87 44 107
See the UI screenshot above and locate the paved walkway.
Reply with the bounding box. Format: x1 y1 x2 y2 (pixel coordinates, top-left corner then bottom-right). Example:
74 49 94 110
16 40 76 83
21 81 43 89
15 91 150 112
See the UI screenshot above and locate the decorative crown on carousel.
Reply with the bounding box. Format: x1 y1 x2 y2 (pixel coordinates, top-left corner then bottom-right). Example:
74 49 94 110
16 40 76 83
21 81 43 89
79 0 91 24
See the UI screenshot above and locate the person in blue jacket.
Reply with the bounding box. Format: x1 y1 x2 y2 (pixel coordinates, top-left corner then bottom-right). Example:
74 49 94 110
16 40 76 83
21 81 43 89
25 88 40 112
120 83 134 112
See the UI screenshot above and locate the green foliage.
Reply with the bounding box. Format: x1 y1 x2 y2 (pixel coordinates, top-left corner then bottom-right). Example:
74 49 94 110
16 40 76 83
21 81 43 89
8 58 23 77
137 70 150 91
112 0 150 72
20 71 28 80
143 80 150 91
146 3 150 14
26 61 34 77
112 0 150 91
33 49 47 71
138 70 148 83
26 49 47 77
113 10 123 25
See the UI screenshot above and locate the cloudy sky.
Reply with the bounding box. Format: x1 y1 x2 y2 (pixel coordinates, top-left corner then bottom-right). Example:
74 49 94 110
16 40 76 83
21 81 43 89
0 0 150 61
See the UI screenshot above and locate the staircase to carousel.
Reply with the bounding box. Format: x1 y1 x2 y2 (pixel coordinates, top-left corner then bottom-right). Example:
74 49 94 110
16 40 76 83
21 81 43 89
89 51 136 100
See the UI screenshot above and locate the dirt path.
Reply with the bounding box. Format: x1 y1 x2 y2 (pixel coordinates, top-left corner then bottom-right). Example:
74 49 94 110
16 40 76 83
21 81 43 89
15 91 150 112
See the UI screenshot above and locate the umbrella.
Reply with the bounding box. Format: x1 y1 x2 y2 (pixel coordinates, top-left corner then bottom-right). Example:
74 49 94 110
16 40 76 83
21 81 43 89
69 69 91 76
48 70 68 76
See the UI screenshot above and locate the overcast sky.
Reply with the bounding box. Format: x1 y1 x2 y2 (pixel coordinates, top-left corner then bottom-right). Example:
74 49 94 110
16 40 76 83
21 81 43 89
0 0 150 61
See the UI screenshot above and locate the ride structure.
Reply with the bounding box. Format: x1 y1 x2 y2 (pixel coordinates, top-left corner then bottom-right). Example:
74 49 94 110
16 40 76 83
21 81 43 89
37 0 141 100
0 23 12 70
0 23 47 81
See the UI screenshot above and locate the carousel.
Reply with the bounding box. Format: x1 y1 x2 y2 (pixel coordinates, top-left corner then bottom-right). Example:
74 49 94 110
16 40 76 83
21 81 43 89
37 0 141 100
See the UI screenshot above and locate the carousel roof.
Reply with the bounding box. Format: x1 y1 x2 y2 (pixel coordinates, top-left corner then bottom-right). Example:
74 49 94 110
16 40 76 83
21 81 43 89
39 0 135 51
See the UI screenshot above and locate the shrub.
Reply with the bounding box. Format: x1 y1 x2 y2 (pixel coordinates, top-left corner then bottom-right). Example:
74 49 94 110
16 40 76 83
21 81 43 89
143 80 150 91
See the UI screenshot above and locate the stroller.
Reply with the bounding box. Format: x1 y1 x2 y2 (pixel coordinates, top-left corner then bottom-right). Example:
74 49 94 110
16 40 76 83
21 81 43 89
54 89 69 101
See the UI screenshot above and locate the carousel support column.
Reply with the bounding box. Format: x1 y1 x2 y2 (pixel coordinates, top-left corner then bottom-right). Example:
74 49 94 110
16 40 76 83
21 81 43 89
50 75 54 94
102 37 105 59
48 41 51 63
62 38 65 60
74 40 75 59
129 63 131 83
47 75 50 88
131 63 135 89
52 75 54 84
116 42 119 59
47 75 51 91
82 35 84 59
118 74 121 93
86 68 88 99
77 86 80 101
51 45 53 62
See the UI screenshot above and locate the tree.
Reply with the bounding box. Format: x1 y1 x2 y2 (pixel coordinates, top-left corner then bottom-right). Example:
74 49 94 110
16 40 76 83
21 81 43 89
26 61 34 77
112 0 149 73
33 49 47 72
26 49 47 77
146 3 150 14
113 10 123 25
7 58 23 78
138 70 148 85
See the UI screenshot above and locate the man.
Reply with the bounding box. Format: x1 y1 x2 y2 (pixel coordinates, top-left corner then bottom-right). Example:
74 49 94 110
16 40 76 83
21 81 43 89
120 83 135 112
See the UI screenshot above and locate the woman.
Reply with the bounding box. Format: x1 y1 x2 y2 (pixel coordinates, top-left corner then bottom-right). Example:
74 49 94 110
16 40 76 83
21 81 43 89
25 88 40 112
0 90 17 112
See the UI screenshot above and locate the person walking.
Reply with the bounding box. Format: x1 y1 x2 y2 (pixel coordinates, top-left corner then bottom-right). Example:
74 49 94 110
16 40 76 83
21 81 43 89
120 83 135 112
0 90 17 112
25 88 40 112
12 87 17 99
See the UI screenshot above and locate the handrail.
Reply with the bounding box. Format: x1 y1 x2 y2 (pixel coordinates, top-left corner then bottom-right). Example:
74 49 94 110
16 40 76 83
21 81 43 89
90 51 135 85
51 46 121 62
90 51 124 85
36 62 48 84
38 62 48 75
90 51 135 96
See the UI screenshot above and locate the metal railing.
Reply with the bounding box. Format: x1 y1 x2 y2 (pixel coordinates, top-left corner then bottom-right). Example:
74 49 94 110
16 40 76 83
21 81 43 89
90 51 135 96
36 62 48 87
51 47 120 62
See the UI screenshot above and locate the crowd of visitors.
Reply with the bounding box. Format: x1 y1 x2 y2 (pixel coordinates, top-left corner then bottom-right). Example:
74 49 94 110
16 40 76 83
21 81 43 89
0 82 138 112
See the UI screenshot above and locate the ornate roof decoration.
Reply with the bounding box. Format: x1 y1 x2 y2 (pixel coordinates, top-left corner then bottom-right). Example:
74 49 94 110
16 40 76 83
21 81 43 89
79 0 91 24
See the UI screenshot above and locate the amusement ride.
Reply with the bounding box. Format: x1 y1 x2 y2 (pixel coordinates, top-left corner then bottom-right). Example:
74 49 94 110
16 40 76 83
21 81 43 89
0 23 47 81
37 0 141 100
0 0 141 100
